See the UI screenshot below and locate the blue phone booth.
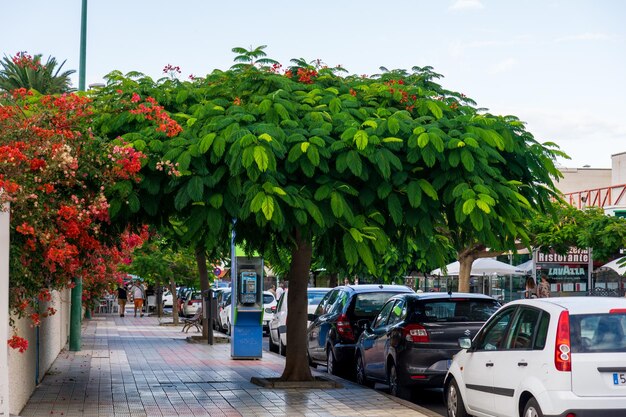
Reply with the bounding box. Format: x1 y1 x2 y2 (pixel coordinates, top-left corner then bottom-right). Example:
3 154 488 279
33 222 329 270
231 257 264 359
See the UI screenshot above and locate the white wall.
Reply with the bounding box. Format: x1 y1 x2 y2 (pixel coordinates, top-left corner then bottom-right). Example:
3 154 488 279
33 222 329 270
8 289 71 416
612 152 626 186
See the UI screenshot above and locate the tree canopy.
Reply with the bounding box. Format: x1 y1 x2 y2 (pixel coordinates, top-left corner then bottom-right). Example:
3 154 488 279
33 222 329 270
0 52 75 94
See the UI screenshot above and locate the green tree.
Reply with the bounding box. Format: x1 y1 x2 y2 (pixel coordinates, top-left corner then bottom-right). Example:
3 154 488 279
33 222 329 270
90 48 561 381
0 52 75 93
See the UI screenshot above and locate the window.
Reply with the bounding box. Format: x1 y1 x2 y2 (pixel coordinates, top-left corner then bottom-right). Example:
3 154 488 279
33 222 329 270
474 307 515 351
371 300 395 329
409 298 500 322
314 290 336 315
570 313 626 353
307 291 328 307
352 292 405 318
505 307 541 350
533 312 550 350
387 300 406 326
263 294 275 304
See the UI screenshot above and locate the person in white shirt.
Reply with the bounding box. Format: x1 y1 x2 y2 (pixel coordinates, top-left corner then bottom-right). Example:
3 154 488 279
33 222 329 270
275 282 285 302
130 280 146 317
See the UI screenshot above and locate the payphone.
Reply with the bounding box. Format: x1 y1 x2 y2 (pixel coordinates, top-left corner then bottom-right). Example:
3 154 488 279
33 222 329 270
231 258 264 359
239 270 259 305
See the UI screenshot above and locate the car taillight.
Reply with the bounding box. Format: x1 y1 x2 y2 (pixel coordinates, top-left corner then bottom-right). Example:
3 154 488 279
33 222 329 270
271 306 276 313
403 324 429 343
336 314 355 342
555 310 571 372
610 309 626 314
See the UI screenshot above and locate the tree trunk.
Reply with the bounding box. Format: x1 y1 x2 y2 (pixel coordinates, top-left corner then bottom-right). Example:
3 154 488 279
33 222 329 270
328 272 338 288
458 254 476 293
155 278 163 318
196 248 210 339
279 229 315 381
170 277 179 325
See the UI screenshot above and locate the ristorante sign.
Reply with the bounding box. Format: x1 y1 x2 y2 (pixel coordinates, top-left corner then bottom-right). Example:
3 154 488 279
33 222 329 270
536 248 589 264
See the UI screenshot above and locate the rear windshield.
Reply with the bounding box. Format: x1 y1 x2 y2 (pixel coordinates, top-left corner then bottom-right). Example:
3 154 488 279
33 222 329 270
190 292 202 301
263 294 275 304
409 298 501 322
570 313 626 353
353 292 406 318
307 291 328 306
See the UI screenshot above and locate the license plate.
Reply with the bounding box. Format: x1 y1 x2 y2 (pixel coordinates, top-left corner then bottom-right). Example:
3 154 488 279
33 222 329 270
613 373 626 385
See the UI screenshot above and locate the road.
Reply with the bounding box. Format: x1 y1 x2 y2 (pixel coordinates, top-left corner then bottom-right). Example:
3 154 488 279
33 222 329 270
261 334 446 416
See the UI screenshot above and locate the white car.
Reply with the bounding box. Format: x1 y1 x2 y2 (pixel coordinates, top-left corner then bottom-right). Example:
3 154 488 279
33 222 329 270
218 289 232 334
218 289 275 335
444 297 626 417
162 289 175 308
181 291 202 318
262 290 277 333
269 287 331 355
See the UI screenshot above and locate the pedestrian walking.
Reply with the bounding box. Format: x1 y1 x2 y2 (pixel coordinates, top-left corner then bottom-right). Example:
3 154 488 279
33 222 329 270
117 284 127 317
130 279 146 317
524 276 537 299
268 284 277 299
537 274 551 298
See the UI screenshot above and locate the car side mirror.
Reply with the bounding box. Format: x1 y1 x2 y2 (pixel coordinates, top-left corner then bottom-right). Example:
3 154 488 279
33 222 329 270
307 313 318 322
458 337 472 349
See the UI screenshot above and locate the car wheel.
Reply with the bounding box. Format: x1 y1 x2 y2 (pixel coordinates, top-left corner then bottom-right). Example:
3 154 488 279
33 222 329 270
356 353 374 388
446 379 469 417
226 319 231 335
268 331 279 353
278 331 287 356
327 347 339 376
523 398 543 417
388 362 411 400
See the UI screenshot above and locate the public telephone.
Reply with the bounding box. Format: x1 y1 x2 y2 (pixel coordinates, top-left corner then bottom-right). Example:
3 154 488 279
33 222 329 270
239 270 259 305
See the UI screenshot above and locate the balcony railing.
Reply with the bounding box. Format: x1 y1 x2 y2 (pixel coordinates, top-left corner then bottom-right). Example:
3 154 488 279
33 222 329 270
562 184 626 210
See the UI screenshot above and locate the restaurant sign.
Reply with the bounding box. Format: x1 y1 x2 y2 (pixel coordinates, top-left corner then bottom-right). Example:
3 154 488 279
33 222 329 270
536 248 589 264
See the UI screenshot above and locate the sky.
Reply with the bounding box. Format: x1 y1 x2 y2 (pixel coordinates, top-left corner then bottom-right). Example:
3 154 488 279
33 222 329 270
2 0 625 168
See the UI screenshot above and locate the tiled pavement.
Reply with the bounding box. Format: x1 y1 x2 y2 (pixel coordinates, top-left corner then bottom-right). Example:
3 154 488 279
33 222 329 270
18 312 435 417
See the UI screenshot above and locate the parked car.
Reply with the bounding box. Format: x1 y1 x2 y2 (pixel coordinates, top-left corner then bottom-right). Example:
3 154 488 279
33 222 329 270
444 297 626 417
307 284 414 376
180 291 202 317
262 290 277 334
217 289 232 333
355 293 500 399
269 287 332 355
162 290 175 308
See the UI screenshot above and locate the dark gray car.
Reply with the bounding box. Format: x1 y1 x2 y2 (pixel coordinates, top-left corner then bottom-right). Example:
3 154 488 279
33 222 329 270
355 292 500 399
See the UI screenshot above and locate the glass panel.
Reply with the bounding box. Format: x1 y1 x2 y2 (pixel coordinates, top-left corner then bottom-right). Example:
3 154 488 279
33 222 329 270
505 307 541 350
372 300 395 329
352 292 404 318
474 307 516 351
408 299 500 322
570 314 626 353
387 300 406 326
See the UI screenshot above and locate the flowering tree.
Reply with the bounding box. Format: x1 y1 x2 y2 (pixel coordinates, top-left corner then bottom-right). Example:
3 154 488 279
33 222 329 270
0 52 75 94
0 86 167 351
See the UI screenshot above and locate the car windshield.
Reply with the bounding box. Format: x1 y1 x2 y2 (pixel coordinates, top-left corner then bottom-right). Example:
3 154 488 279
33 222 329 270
409 298 501 322
307 291 327 306
353 292 406 318
263 294 274 304
570 313 626 353
190 292 202 300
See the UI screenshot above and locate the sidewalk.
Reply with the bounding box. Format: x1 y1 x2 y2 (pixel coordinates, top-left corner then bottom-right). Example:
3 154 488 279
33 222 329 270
18 313 436 417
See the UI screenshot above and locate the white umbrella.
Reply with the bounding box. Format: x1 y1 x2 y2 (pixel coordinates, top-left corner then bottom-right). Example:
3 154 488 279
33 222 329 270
515 259 534 274
600 256 626 275
430 258 525 276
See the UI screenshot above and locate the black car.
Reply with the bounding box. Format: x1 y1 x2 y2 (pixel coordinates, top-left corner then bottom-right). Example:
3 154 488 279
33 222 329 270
306 284 415 376
355 292 500 399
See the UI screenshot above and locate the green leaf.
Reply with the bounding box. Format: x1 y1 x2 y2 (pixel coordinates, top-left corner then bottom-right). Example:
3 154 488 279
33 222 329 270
259 133 272 142
462 199 476 215
341 127 358 141
470 210 484 231
109 199 122 219
175 187 191 210
343 234 359 265
476 200 491 213
362 120 378 129
356 242 376 272
306 145 320 166
250 191 265 212
418 179 438 200
329 98 342 114
346 151 363 176
261 195 275 220
300 142 310 153
460 149 475 171
199 133 216 154
407 181 423 208
349 228 363 243
127 193 140 213
426 101 443 119
354 130 368 150
186 118 197 127
176 89 189 104
418 132 430 148
186 177 204 202
209 193 223 209
259 99 272 114
273 103 290 120
177 151 192 171
253 146 269 171
387 194 403 226
388 118 400 134
213 136 226 158
330 192 345 218
305 201 325 227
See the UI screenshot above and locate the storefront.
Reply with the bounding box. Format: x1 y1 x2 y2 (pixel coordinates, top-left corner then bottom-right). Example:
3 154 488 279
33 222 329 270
535 248 591 297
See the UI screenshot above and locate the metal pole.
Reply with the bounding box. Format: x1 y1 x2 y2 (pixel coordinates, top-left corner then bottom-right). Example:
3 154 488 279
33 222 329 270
230 219 237 357
0 203 11 416
69 277 82 351
78 0 88 91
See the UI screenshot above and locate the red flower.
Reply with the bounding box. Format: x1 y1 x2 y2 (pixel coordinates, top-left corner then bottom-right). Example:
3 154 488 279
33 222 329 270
8 335 28 353
131 93 141 103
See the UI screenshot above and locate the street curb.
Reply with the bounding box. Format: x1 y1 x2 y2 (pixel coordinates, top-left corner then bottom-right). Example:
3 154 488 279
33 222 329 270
378 390 443 417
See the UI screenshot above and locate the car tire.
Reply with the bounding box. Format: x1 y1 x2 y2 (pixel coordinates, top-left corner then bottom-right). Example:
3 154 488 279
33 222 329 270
388 362 411 400
226 319 231 335
356 353 374 388
268 332 279 353
446 379 469 417
278 331 287 356
327 347 339 376
523 398 543 417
